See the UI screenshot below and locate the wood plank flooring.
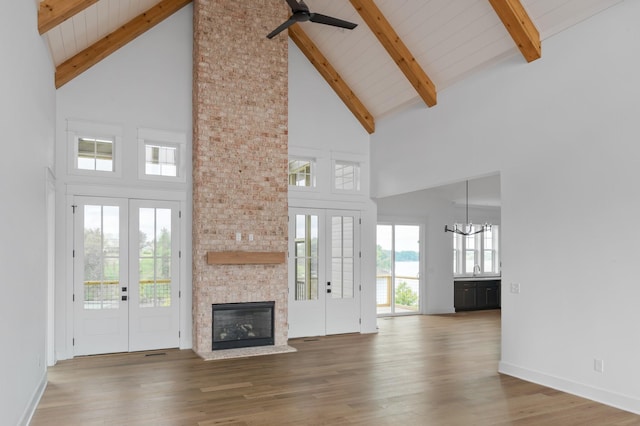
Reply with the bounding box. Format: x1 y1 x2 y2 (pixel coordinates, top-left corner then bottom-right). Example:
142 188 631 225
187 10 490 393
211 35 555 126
31 311 640 425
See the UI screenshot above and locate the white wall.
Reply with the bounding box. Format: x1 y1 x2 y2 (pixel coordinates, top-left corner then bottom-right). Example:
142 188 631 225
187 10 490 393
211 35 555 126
54 5 193 359
288 39 377 333
0 1 55 424
371 1 640 413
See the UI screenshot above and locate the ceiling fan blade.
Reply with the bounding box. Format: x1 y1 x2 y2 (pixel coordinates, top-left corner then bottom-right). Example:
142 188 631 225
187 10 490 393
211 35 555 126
266 18 297 39
297 0 310 13
309 13 357 30
286 0 302 12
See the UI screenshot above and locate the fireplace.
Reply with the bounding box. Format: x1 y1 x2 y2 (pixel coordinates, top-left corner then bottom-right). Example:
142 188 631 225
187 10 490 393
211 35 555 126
211 301 275 350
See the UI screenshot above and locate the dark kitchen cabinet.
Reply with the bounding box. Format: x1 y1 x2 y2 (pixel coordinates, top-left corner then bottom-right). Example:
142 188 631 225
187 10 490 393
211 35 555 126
454 280 501 312
454 282 477 311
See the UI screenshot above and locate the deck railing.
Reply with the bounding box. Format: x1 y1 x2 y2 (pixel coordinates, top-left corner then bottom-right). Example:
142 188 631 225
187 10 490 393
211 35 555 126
376 274 419 311
83 279 171 308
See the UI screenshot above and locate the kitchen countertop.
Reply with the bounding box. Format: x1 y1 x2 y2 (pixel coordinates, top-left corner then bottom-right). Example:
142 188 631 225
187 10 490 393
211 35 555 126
454 276 501 282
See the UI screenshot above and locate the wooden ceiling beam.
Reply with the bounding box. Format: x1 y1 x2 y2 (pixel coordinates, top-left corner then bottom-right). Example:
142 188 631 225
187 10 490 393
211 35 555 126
55 0 192 89
349 0 436 107
488 0 541 62
39 0 98 34
288 24 375 134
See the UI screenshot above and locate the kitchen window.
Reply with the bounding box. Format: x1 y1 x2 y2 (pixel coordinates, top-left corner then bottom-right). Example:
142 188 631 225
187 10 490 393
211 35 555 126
453 225 500 276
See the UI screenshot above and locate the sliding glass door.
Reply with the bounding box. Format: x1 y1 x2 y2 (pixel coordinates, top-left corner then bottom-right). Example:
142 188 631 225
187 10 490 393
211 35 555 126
376 224 421 315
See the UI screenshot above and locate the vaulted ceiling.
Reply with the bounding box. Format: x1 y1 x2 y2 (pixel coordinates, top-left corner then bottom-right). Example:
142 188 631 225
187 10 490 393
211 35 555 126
40 0 622 133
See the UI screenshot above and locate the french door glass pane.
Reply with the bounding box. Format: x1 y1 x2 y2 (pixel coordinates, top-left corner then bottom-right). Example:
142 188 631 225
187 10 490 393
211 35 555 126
294 214 319 301
83 205 120 309
138 208 172 308
331 216 354 299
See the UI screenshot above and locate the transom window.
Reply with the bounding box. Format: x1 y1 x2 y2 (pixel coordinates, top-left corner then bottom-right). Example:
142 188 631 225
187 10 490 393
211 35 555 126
138 128 186 182
77 137 115 172
453 225 500 276
67 119 122 177
288 158 315 187
145 143 178 177
334 160 360 192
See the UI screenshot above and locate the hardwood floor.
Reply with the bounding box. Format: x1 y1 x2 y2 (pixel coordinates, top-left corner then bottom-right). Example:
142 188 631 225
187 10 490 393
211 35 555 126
32 311 639 425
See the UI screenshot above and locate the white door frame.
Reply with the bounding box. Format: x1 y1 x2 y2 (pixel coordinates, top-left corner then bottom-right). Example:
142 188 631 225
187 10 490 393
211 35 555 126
64 187 188 358
128 199 181 352
288 208 361 338
73 196 130 356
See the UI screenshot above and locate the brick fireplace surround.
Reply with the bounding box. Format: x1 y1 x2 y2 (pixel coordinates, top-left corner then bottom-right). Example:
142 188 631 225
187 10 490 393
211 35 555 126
192 0 290 357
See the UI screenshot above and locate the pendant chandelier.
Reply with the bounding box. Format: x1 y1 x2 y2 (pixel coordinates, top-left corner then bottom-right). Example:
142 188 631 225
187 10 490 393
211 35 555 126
444 180 492 236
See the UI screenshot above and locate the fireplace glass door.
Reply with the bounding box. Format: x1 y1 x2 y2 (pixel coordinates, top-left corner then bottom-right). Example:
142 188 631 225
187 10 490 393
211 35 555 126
212 302 275 350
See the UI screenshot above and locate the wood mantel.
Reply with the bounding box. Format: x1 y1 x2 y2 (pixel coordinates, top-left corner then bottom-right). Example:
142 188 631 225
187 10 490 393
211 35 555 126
206 251 286 265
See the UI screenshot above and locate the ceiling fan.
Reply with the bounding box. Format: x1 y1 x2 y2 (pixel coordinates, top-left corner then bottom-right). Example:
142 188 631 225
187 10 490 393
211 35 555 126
267 0 358 39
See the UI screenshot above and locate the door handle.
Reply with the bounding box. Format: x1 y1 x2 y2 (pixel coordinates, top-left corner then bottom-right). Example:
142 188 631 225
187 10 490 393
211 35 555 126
327 289 332 294
327 281 331 286
122 295 128 301
121 286 127 292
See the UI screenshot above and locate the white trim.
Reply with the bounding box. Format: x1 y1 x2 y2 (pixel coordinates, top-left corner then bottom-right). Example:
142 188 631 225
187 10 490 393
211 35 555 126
137 127 187 183
178 199 192 349
499 361 640 415
18 370 47 426
62 194 75 361
138 127 186 144
330 150 366 164
66 184 187 202
45 168 56 367
62 193 191 358
67 119 122 136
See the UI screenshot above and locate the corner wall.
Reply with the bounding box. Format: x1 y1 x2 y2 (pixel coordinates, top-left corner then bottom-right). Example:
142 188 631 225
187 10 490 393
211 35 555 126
0 1 55 424
371 1 640 413
192 0 289 353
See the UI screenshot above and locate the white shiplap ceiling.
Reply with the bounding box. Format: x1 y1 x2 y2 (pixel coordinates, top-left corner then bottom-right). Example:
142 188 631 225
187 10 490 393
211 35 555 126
42 0 622 121
44 0 159 65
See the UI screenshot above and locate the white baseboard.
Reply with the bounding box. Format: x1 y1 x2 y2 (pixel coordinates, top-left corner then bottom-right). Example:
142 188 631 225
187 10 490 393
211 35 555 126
499 361 640 415
19 370 47 426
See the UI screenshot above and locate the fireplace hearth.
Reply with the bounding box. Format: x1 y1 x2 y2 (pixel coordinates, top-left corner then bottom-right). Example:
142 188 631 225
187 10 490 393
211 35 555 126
212 301 275 350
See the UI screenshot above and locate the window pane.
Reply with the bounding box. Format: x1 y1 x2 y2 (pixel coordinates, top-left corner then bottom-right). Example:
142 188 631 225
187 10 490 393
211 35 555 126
376 225 393 311
332 258 343 298
334 161 360 191
465 250 476 273
484 250 493 272
83 205 119 310
394 226 420 312
331 216 355 300
453 249 458 275
288 159 314 187
77 137 114 171
139 207 172 308
294 214 319 301
145 143 177 177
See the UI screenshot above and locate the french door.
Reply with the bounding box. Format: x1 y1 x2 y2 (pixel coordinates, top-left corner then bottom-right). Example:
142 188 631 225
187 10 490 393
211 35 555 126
73 196 180 356
288 208 361 338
